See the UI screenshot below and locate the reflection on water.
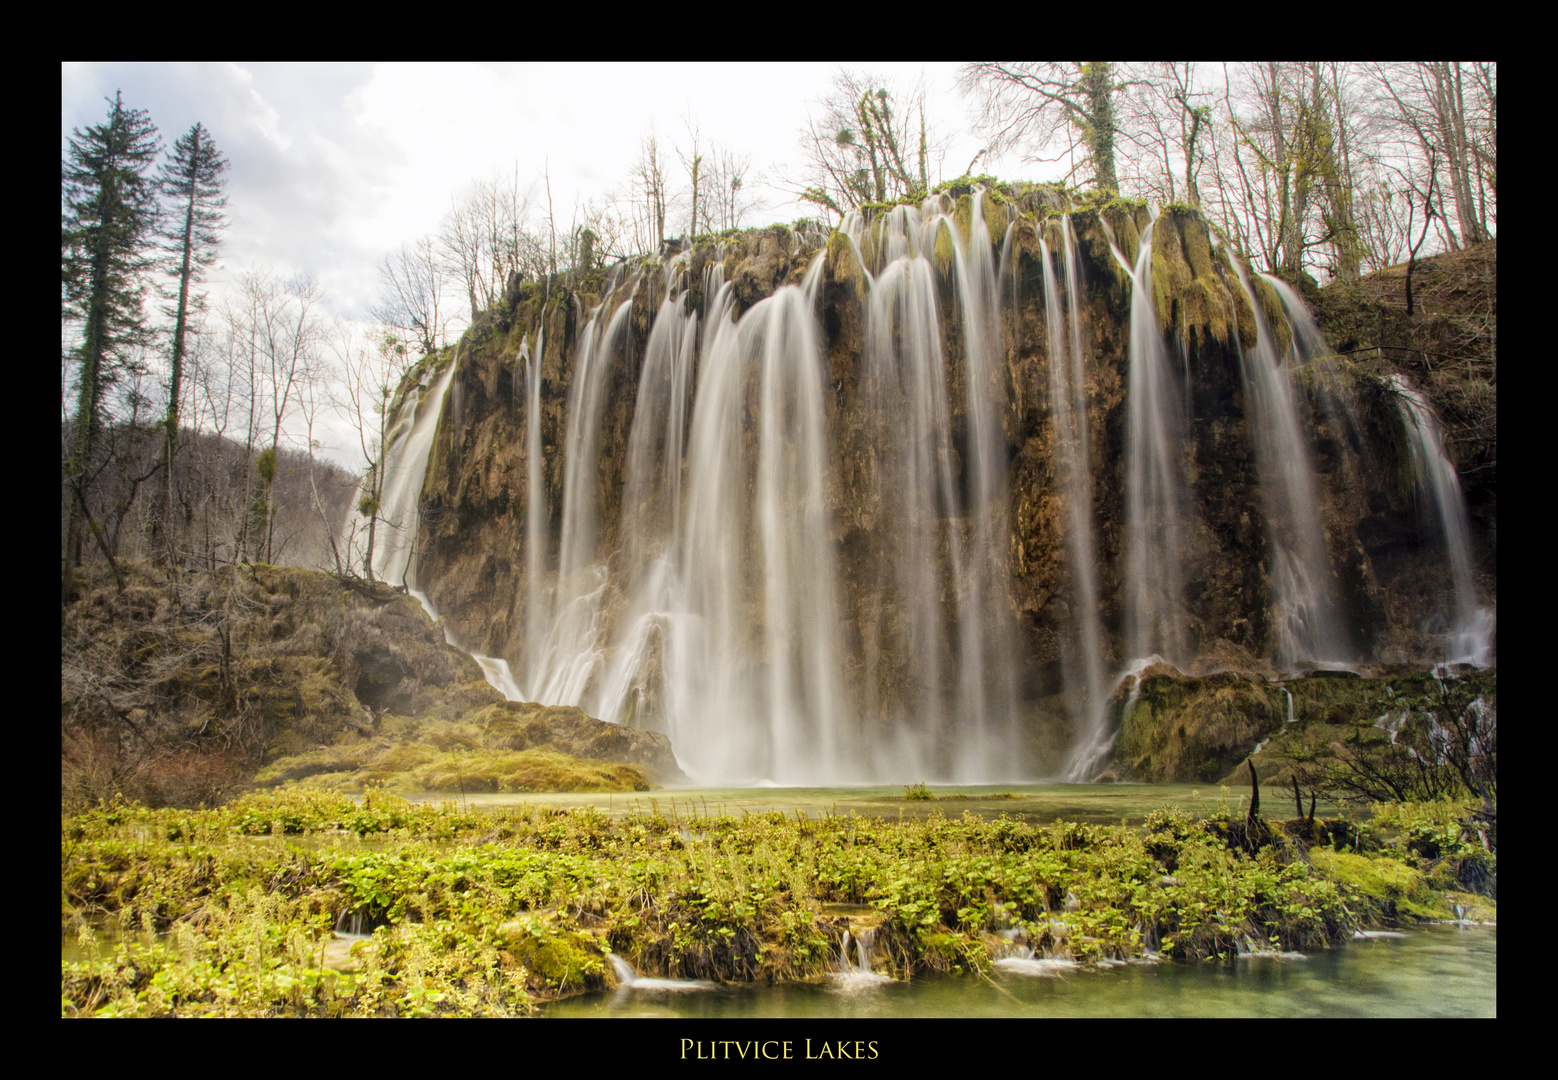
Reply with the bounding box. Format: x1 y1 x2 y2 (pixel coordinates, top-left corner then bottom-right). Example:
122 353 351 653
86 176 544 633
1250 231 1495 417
547 925 1494 1018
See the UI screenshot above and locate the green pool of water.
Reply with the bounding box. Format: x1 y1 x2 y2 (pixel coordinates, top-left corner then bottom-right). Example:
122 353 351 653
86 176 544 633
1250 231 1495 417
547 924 1495 1018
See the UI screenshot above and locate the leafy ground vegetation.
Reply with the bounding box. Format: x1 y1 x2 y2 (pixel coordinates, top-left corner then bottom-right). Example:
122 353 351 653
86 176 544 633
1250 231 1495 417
61 787 1493 1017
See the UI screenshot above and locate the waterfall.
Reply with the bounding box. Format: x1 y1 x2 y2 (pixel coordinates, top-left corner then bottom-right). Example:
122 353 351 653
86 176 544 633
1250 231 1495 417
339 346 526 698
389 197 1489 789
1387 374 1494 666
593 260 706 734
1041 221 1109 782
525 275 637 707
857 203 964 778
947 193 1021 780
1233 266 1350 668
344 350 457 600
1116 221 1190 664
521 326 549 682
576 195 1026 784
835 927 888 982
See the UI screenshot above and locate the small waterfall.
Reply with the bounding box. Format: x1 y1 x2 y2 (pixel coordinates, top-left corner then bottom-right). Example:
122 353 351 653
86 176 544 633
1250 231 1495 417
522 326 550 684
474 653 525 700
1233 266 1350 668
1283 687 1296 723
344 351 458 596
1386 374 1494 665
835 927 889 983
1042 218 1109 783
607 952 714 992
607 953 637 986
990 926 1079 976
1115 222 1190 665
333 910 369 937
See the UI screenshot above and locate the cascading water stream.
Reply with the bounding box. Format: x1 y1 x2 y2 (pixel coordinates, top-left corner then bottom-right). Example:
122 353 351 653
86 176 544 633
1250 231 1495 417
521 325 549 683
593 260 708 733
359 355 461 589
938 192 1020 781
1232 265 1350 668
1113 222 1190 665
1041 219 1110 783
345 352 458 600
1386 374 1494 666
579 197 1029 784
663 258 858 783
525 274 638 707
855 203 965 779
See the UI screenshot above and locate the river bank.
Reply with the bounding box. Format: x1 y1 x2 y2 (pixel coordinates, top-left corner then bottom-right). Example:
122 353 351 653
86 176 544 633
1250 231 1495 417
61 787 1494 1017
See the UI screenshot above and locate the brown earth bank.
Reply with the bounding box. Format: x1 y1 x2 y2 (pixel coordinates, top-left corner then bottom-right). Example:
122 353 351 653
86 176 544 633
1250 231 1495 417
61 560 684 808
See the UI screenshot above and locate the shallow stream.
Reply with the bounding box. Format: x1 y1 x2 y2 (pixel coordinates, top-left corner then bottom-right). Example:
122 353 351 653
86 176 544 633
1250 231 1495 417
548 924 1495 1018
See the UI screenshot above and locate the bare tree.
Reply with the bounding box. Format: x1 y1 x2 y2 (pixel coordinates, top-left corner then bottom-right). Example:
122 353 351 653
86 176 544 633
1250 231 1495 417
438 166 543 321
631 131 672 252
1371 62 1495 250
797 69 946 218
677 118 705 241
704 145 761 233
373 235 447 356
1116 62 1212 207
225 271 323 564
331 324 415 583
959 62 1131 193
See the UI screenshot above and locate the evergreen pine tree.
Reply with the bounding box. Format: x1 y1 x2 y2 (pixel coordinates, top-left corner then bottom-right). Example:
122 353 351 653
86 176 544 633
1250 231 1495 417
61 92 161 599
157 123 228 551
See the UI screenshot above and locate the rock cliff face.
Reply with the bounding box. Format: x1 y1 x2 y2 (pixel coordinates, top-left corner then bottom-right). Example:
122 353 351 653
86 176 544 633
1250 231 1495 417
405 191 1495 780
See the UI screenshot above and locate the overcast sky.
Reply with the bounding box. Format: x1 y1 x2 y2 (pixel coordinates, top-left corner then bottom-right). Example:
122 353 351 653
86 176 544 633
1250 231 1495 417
61 62 1036 467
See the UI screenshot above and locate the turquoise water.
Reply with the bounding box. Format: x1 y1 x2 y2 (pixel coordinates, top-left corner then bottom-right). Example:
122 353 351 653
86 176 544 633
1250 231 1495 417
547 925 1495 1018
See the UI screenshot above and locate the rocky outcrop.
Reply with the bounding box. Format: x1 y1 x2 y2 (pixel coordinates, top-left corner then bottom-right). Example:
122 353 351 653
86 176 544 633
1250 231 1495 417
409 192 1496 779
465 701 686 784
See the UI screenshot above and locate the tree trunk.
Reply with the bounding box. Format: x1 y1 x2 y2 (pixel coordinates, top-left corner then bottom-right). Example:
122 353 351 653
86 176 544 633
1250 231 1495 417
1081 63 1119 194
162 184 197 563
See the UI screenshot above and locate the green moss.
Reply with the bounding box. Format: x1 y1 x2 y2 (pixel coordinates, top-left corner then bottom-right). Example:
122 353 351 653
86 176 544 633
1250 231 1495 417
1117 670 1279 783
952 193 973 245
982 191 1008 248
1308 849 1452 920
932 219 957 277
826 229 867 296
502 916 606 992
1251 273 1295 357
1147 212 1238 345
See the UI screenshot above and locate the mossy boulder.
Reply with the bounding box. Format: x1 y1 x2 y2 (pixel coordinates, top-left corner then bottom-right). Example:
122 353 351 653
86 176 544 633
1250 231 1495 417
1116 667 1279 783
467 700 686 783
731 227 793 312
500 917 608 996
